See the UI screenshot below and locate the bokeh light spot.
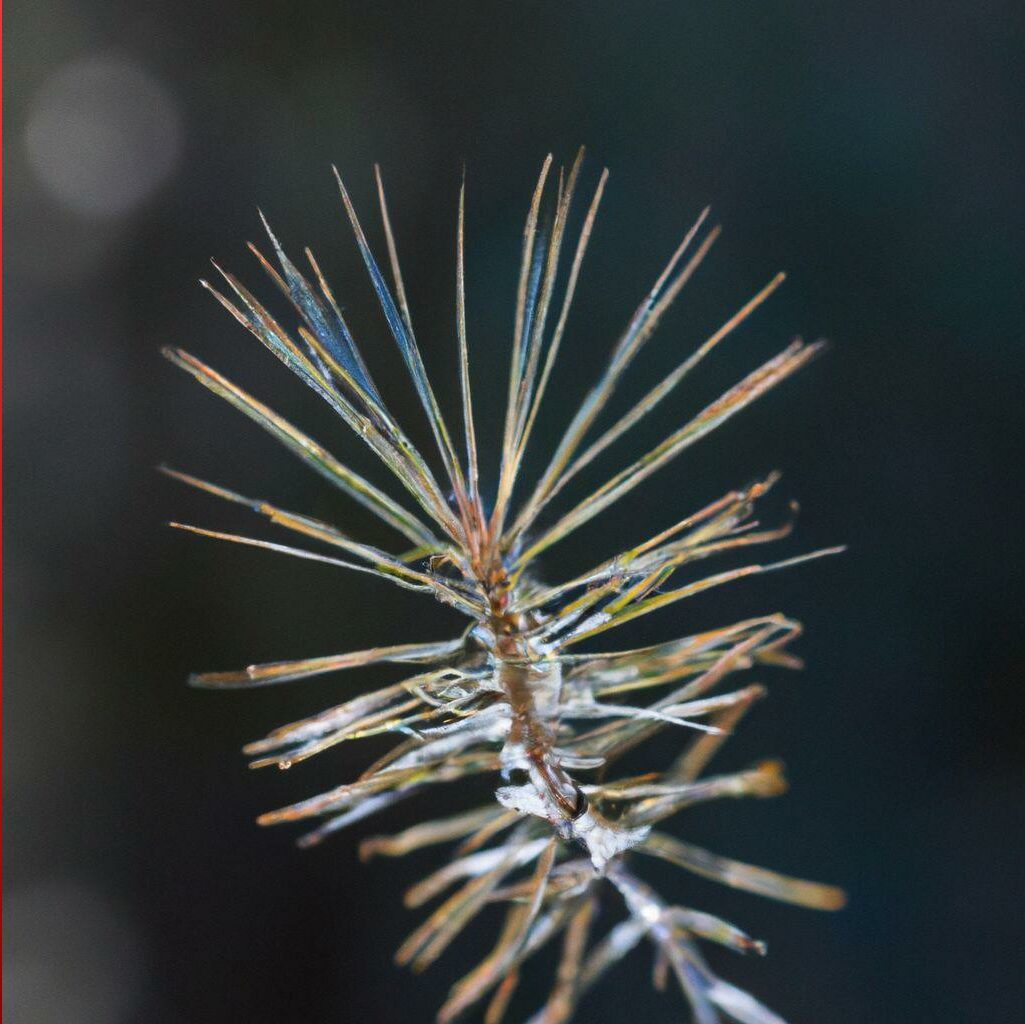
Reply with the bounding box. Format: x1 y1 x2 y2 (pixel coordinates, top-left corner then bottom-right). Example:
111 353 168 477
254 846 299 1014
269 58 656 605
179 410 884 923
25 54 183 218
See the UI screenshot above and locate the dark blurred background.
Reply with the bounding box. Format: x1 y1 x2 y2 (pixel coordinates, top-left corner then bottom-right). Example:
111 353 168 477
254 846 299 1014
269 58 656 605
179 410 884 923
5 2 1024 1021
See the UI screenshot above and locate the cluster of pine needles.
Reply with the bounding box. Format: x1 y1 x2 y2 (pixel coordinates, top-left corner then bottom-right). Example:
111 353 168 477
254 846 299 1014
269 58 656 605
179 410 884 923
165 148 845 1024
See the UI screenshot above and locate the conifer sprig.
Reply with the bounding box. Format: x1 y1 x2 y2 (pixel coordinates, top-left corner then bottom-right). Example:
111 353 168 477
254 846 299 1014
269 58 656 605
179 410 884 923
167 150 843 1023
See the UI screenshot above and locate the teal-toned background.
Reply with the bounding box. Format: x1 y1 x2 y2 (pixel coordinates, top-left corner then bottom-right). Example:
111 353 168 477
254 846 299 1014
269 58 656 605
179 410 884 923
5 3 1023 1021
